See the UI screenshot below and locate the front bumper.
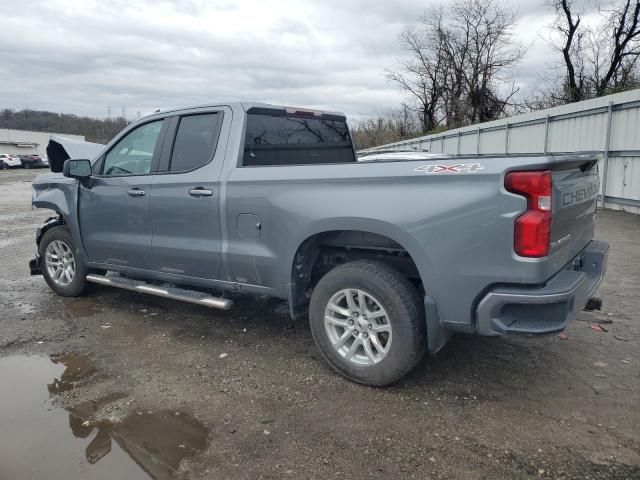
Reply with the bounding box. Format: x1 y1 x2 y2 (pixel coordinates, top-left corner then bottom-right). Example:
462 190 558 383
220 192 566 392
476 240 609 335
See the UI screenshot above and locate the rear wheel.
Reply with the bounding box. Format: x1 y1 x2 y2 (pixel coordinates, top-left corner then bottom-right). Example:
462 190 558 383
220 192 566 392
309 260 426 386
40 226 88 297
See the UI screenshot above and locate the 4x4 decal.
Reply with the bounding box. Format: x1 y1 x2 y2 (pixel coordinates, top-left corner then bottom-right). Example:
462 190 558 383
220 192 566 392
414 163 484 174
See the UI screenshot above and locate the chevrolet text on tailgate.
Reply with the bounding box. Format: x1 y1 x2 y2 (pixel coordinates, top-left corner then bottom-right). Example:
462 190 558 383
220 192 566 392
29 103 609 386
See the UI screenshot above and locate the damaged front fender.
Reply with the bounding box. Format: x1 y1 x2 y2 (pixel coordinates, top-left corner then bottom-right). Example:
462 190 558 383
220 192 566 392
32 173 77 214
31 172 88 271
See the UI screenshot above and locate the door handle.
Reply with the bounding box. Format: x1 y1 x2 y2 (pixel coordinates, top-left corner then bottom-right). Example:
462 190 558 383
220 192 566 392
188 188 213 197
127 188 146 197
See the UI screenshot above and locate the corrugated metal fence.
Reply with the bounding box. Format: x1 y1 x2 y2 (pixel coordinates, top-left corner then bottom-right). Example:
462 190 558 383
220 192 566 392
363 89 640 213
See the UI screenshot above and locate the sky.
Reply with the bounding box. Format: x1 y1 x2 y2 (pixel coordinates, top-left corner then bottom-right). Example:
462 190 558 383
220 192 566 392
0 0 562 121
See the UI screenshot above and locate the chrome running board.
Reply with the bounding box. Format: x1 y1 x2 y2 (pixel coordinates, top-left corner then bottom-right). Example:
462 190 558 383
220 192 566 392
85 274 233 310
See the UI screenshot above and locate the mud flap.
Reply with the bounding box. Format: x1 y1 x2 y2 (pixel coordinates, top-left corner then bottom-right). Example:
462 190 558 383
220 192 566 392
425 296 453 354
29 257 42 275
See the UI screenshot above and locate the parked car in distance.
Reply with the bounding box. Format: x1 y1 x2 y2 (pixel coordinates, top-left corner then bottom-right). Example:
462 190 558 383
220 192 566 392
40 155 49 168
0 153 22 168
30 102 608 386
19 154 45 169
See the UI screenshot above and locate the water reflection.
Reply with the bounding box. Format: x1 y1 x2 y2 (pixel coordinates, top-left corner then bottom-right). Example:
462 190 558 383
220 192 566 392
48 353 96 394
0 354 208 480
66 403 208 479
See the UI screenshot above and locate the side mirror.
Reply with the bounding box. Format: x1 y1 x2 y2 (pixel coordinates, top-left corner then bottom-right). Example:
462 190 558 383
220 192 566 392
63 159 92 179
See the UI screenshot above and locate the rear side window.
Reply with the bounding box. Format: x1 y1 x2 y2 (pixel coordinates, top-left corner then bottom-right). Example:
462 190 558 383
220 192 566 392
243 112 355 166
169 113 220 172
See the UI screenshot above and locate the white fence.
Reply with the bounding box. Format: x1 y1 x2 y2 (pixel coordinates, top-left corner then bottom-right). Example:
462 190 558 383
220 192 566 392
364 89 640 213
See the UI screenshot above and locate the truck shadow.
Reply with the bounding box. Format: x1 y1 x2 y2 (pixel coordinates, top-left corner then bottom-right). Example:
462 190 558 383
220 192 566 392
67 287 580 399
397 332 581 400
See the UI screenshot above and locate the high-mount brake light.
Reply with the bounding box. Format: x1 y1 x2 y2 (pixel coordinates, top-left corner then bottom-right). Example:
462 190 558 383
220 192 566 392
505 170 552 257
285 107 323 117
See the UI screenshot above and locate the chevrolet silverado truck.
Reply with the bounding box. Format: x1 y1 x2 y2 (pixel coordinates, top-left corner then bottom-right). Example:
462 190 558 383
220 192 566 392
29 102 608 386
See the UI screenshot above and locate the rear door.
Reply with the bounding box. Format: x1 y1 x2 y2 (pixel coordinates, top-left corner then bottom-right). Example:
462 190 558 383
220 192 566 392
149 111 224 279
79 119 167 269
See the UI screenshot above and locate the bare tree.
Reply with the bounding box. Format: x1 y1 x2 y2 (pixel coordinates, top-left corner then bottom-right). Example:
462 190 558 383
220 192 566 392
550 0 640 102
594 0 640 94
551 0 585 102
387 0 523 132
350 106 421 150
385 8 449 132
451 0 524 123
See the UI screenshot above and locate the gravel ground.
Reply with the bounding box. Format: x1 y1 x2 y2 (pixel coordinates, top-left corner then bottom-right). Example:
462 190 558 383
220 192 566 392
0 168 639 480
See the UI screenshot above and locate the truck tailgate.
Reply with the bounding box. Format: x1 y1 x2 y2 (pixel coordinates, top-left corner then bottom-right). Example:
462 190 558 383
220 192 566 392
548 155 600 275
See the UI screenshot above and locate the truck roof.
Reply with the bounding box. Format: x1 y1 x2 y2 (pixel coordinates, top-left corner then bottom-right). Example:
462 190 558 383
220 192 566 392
146 102 346 120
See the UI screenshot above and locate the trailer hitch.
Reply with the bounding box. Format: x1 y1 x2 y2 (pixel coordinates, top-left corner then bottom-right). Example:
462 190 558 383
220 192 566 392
584 296 603 311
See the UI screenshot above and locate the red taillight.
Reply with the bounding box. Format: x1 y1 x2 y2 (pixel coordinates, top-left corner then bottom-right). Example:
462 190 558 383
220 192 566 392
505 170 552 257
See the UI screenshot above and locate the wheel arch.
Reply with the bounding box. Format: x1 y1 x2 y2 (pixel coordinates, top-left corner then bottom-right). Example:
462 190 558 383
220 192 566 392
36 214 67 247
286 218 433 319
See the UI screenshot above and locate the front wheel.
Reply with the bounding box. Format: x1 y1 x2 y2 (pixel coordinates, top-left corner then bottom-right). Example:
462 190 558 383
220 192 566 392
309 260 426 386
39 226 88 297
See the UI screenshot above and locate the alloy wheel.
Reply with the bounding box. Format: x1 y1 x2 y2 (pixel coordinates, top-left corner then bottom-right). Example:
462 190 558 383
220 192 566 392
324 288 392 366
45 240 76 286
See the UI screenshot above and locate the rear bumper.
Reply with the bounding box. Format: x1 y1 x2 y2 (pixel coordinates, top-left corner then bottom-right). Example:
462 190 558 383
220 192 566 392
476 240 609 335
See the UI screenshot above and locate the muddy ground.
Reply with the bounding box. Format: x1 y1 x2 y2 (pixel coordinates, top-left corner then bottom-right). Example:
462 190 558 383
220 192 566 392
0 168 638 480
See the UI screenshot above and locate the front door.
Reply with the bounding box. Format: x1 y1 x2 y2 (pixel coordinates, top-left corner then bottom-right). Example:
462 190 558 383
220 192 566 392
79 119 165 269
149 112 224 279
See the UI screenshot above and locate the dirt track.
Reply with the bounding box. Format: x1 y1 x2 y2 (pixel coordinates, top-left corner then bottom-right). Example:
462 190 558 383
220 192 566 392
1 168 639 479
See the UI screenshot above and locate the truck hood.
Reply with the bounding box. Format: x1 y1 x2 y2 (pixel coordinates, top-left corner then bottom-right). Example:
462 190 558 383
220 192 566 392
46 135 105 173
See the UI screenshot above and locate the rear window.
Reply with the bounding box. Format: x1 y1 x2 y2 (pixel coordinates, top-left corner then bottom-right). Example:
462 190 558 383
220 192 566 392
170 113 220 172
243 112 355 166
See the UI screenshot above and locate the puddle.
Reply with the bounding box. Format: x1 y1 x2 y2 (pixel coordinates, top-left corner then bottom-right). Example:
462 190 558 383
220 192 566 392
48 353 96 393
0 354 208 480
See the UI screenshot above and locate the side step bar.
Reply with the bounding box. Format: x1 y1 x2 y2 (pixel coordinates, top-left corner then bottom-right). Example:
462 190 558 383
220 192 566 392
85 274 233 310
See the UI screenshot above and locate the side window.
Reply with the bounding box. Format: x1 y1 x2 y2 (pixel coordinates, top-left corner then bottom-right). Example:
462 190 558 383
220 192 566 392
243 112 355 166
102 121 163 176
169 113 220 172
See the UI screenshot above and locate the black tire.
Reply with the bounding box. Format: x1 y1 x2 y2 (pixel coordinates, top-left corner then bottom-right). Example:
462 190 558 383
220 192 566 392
24 163 30 169
39 226 88 297
309 260 426 386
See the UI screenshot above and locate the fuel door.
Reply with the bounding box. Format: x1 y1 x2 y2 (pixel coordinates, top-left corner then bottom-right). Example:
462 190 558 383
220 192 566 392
237 213 262 239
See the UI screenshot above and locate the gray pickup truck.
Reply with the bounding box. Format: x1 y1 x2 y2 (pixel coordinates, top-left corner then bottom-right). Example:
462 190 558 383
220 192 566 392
30 102 608 386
